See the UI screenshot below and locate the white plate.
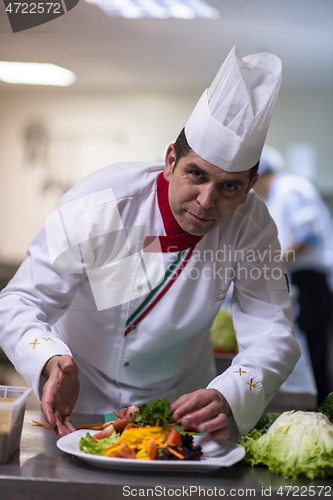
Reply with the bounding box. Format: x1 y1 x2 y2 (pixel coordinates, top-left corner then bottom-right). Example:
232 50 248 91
57 430 245 473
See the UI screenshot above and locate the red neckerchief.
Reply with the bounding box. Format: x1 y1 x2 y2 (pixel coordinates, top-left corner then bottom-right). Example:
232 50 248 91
143 172 203 253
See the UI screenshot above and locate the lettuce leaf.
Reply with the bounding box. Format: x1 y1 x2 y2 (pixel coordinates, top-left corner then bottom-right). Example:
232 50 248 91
240 411 333 479
78 431 120 455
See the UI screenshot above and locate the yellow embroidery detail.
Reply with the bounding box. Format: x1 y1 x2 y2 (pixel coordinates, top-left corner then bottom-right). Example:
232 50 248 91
29 339 40 349
234 368 247 376
215 288 228 302
246 378 256 390
43 337 53 342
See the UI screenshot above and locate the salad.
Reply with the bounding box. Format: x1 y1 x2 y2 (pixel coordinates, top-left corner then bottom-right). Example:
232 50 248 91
78 398 203 461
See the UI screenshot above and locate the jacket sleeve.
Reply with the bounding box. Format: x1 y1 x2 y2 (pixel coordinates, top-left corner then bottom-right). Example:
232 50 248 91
0 223 87 399
0 185 104 399
0 183 126 400
207 201 301 435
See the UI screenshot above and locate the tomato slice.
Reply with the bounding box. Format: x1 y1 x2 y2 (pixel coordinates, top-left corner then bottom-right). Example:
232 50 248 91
114 443 136 459
102 418 129 432
113 404 139 420
92 424 115 443
166 427 182 447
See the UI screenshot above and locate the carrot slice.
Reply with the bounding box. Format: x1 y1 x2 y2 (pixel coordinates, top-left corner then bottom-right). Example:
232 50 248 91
31 420 51 429
104 442 122 452
75 423 103 429
147 438 157 460
166 447 185 460
31 420 105 430
105 445 122 456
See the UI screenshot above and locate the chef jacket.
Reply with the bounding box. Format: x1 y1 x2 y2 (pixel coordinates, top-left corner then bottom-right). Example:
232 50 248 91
0 162 300 435
266 172 333 276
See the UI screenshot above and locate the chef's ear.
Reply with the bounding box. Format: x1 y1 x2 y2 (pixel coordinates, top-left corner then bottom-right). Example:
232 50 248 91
240 173 259 205
163 144 176 182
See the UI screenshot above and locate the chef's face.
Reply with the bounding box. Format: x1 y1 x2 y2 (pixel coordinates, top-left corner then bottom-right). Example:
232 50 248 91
163 145 258 236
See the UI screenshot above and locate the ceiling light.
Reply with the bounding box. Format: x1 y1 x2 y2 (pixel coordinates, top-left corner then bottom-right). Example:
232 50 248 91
85 0 219 19
0 62 76 86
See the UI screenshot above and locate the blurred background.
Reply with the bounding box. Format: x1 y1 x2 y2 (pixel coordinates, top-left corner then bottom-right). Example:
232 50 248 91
0 0 333 410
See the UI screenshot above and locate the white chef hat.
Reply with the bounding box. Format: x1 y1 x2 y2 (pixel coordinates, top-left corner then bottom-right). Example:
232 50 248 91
258 145 285 174
184 46 282 172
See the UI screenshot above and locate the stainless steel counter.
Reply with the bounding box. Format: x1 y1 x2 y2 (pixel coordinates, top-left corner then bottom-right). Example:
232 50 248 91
1 410 333 500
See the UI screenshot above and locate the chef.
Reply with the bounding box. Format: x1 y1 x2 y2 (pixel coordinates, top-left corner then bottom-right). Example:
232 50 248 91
0 47 300 439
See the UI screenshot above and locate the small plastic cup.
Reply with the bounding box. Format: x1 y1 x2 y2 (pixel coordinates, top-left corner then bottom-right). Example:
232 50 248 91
0 385 33 463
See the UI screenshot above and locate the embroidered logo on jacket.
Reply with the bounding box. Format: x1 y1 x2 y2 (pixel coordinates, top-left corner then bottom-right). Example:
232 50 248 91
215 288 228 302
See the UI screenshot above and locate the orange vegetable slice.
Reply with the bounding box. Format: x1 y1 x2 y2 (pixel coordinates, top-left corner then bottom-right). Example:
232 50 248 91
166 427 182 447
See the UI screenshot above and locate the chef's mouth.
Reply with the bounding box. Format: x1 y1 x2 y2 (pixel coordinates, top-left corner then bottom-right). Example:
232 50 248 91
187 211 212 223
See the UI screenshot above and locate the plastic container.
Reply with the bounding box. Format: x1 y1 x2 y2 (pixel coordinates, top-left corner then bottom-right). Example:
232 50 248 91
0 385 32 463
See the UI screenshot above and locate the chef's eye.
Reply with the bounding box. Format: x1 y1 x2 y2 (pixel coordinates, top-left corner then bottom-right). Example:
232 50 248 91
190 170 203 179
224 183 236 191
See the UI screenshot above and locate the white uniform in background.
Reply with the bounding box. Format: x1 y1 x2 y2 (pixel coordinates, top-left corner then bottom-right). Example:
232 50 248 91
266 172 333 276
0 162 300 435
263 170 333 404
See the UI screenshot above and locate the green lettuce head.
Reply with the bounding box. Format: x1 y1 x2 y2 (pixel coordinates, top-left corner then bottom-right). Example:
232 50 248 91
241 411 333 479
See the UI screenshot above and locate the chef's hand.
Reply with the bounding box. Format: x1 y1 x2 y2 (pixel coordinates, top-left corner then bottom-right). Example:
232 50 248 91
171 388 230 440
40 354 80 437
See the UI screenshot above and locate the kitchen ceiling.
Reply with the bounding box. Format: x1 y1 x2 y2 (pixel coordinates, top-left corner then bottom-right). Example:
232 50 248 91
0 0 332 93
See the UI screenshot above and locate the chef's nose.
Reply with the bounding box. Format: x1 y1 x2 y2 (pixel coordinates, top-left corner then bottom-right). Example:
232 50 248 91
196 183 216 209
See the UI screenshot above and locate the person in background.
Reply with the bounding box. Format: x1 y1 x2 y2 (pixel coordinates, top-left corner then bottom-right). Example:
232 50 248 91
254 146 333 405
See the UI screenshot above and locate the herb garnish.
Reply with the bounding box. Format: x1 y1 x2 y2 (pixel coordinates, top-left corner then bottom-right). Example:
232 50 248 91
314 392 333 422
134 397 174 430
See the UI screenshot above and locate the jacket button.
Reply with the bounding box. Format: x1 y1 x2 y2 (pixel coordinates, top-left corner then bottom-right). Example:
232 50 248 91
137 285 143 290
123 362 130 366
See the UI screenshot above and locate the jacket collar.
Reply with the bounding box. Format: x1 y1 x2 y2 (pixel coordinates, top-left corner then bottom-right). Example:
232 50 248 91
143 172 203 253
